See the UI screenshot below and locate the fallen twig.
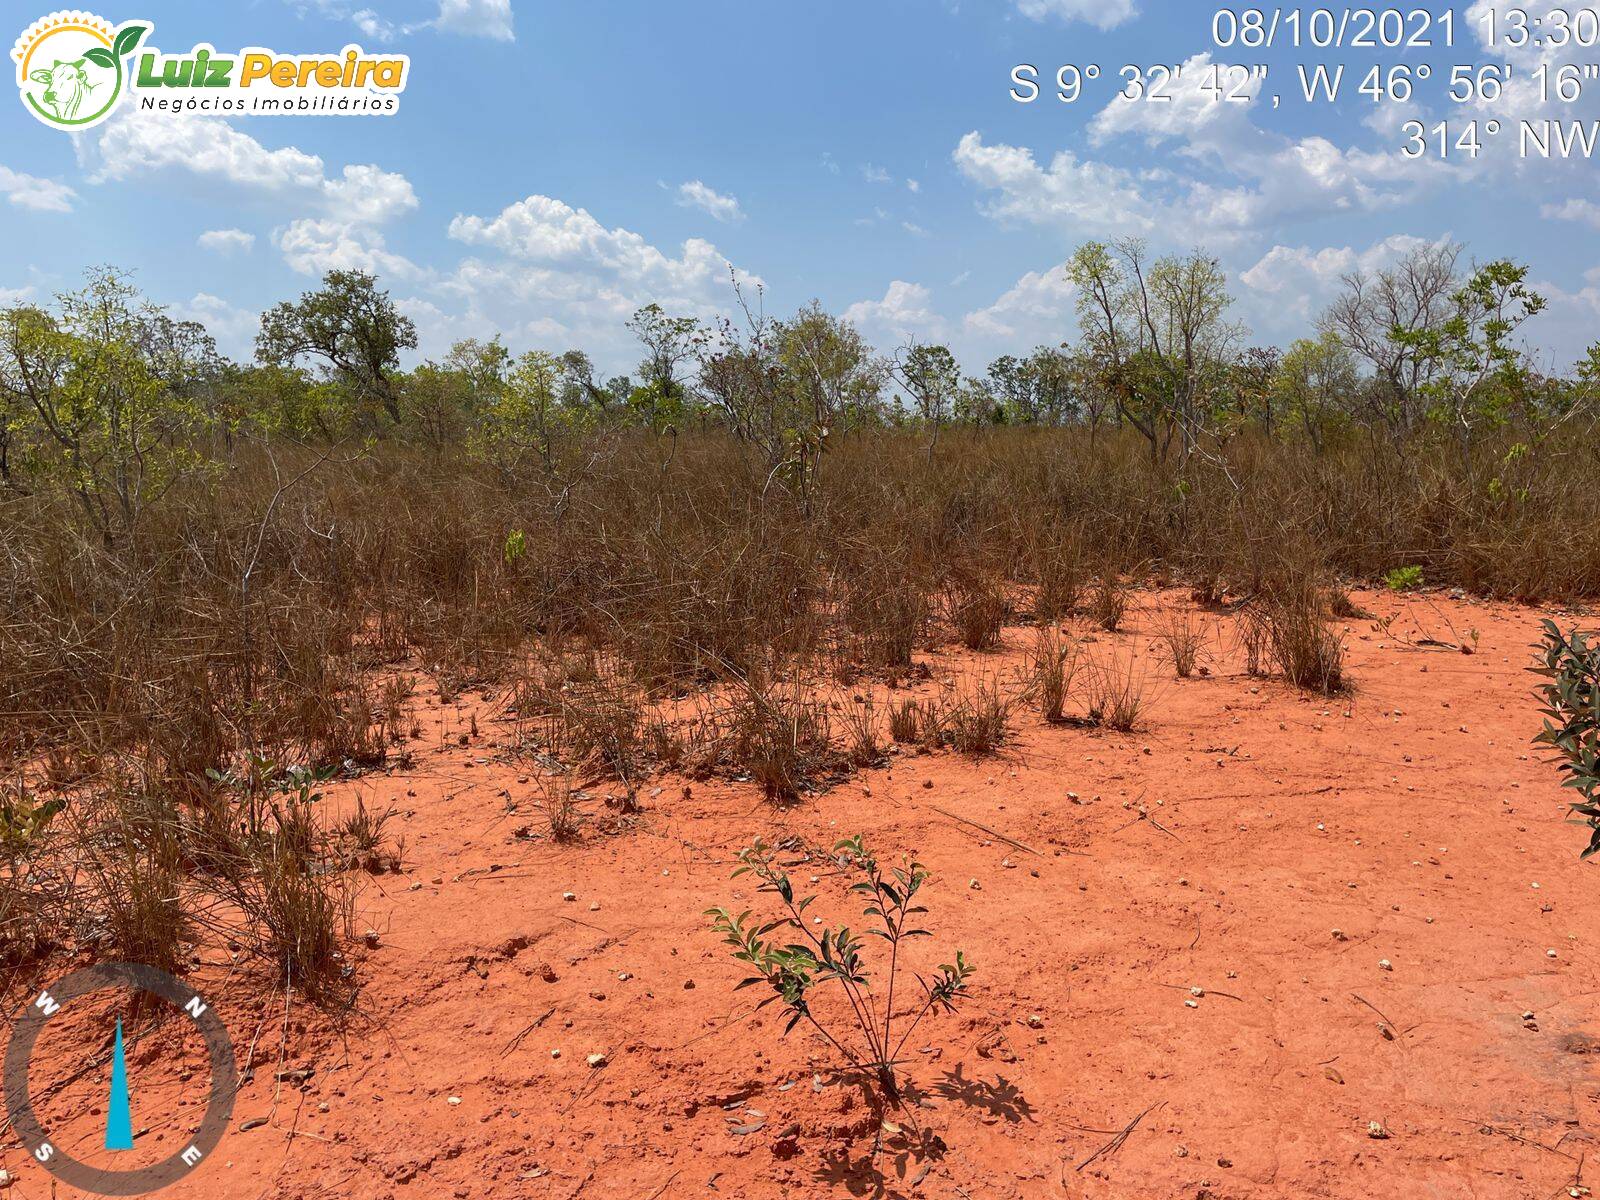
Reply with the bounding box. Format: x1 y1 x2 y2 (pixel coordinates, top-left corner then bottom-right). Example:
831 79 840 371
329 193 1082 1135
1075 1101 1164 1172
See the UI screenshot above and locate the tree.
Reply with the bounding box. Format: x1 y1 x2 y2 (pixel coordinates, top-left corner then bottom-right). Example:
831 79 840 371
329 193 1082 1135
698 298 883 510
893 343 961 451
0 268 208 540
1067 239 1240 464
1322 240 1461 438
626 304 706 431
1389 259 1545 472
1273 334 1357 453
468 349 582 476
256 270 417 424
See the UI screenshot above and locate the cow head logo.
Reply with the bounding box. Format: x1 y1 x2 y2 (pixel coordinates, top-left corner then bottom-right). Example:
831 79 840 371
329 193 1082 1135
12 12 148 130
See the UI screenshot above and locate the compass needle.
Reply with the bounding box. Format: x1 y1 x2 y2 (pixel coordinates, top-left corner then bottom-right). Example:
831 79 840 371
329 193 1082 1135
105 1018 134 1151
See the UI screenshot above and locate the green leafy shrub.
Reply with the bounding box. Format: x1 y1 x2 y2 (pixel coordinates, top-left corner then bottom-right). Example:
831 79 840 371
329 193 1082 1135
707 836 972 1105
1533 621 1600 856
1384 565 1424 592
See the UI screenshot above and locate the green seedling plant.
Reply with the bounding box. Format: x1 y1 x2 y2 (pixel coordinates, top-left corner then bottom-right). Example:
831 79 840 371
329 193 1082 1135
1384 565 1424 592
0 789 65 856
707 835 972 1107
1533 621 1600 856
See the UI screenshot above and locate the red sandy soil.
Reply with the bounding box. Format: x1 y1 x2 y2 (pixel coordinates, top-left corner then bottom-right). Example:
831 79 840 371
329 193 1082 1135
5 590 1600 1200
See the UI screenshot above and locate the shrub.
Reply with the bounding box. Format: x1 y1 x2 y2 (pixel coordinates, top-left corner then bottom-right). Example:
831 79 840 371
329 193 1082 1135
707 835 972 1106
1384 565 1424 592
1533 622 1600 857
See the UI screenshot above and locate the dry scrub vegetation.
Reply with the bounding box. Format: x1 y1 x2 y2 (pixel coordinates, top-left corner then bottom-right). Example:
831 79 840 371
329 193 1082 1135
2 248 1599 1007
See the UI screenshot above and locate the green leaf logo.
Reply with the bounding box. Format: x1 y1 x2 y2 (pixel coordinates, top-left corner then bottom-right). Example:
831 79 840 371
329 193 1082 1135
112 24 148 60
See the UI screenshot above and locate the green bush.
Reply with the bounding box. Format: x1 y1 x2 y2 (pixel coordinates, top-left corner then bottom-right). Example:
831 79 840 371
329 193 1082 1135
1533 621 1600 856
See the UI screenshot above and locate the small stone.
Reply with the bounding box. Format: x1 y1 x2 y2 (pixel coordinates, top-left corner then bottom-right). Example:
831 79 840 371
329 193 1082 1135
363 930 381 949
1378 959 1392 971
1024 1014 1043 1029
562 892 576 902
589 902 600 911
1331 929 1346 941
447 1096 462 1106
1189 986 1204 997
1548 949 1559 959
1367 1121 1390 1140
969 879 982 891
586 1052 607 1068
550 1049 561 1059
1184 999 1199 1009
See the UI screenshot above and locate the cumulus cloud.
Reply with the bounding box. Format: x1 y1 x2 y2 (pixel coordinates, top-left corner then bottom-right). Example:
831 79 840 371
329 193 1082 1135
1542 198 1600 230
1013 0 1138 29
1237 234 1438 333
276 219 421 278
0 164 76 213
434 193 758 368
88 111 417 225
952 133 1158 236
843 281 947 344
957 50 1443 249
962 265 1076 343
197 229 256 255
171 292 259 357
675 180 744 223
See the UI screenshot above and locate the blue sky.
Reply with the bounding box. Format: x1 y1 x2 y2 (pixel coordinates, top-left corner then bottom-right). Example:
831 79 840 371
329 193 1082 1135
4 0 1599 375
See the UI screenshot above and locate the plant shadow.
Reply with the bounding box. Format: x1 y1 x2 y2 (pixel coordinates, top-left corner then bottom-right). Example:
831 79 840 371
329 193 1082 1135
931 1062 1036 1124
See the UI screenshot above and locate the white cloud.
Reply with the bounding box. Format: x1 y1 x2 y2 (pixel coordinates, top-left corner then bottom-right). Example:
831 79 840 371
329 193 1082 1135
0 164 76 213
675 180 744 223
955 48 1434 248
276 219 421 278
1542 198 1600 230
434 0 514 40
0 285 36 306
171 292 258 357
1013 0 1138 29
447 194 752 296
862 164 891 184
902 222 929 238
1237 234 1435 332
963 265 1076 343
906 179 921 193
844 281 947 344
952 132 1158 236
197 228 256 255
432 193 759 369
89 111 417 225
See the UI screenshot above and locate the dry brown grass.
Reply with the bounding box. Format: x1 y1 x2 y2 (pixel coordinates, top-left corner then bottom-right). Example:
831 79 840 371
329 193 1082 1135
4 424 1599 999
